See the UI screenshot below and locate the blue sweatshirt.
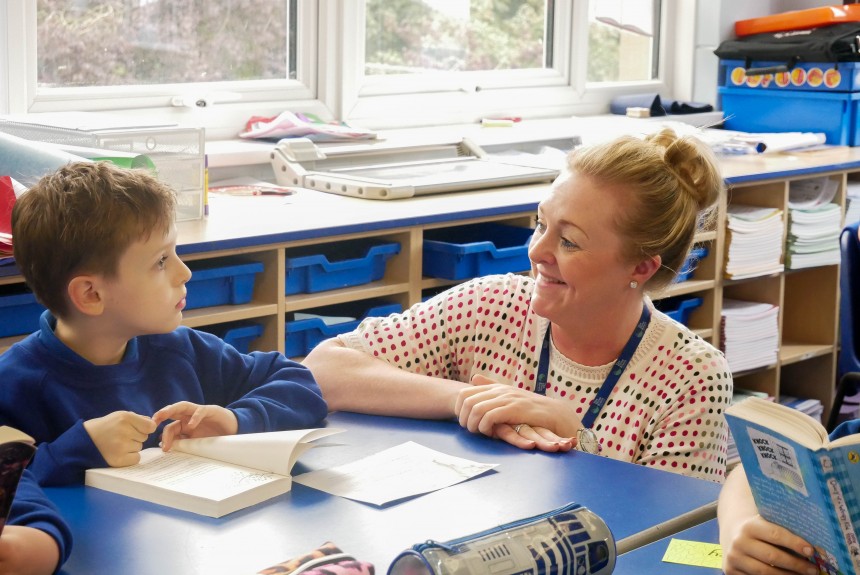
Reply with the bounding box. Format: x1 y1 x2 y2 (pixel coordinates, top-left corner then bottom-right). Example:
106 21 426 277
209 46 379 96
8 469 73 571
0 311 327 486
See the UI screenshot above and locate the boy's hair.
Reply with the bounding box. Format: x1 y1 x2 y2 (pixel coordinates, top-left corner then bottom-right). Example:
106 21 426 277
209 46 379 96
12 161 177 317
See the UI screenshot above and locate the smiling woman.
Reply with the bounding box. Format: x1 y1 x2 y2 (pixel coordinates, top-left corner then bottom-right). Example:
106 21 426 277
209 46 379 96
302 129 733 484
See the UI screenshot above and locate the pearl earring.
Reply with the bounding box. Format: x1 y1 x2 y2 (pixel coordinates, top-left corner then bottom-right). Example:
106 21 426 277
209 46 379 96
629 280 638 289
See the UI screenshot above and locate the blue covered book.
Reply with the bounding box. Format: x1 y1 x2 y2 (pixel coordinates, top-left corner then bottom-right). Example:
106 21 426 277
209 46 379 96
726 397 860 575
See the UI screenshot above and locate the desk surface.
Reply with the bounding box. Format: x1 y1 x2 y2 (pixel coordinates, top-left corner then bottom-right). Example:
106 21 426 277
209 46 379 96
48 412 721 575
614 519 722 575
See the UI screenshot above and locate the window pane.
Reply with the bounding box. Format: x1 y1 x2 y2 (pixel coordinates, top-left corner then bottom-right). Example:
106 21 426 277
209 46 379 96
37 0 294 88
587 0 658 82
364 0 551 76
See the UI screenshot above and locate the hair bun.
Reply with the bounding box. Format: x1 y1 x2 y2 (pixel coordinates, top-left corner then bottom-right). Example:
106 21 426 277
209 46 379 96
646 129 721 212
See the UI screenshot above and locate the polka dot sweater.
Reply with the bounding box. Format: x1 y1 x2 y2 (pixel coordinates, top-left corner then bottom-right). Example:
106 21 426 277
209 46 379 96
339 273 733 483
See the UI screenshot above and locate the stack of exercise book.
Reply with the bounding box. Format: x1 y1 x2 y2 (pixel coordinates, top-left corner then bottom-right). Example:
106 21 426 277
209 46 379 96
720 299 779 373
724 205 784 279
785 178 841 269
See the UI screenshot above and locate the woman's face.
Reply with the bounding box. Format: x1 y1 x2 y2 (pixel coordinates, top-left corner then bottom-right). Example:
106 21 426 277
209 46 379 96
528 169 638 324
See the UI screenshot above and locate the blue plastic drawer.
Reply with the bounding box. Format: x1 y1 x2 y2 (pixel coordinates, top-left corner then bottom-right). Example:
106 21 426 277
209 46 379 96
719 86 860 146
185 260 264 310
0 285 45 337
675 246 709 283
656 296 703 326
285 301 402 357
285 241 401 295
201 321 264 354
422 223 533 280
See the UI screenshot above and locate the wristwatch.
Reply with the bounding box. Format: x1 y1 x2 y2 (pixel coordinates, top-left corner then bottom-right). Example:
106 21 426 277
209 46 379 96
577 428 601 454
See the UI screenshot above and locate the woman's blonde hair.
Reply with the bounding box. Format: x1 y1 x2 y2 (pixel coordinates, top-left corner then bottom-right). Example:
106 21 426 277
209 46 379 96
568 128 723 292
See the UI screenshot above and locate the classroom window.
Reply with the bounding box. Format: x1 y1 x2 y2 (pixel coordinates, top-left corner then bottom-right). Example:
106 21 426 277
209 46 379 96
37 0 296 87
364 0 550 76
587 0 659 82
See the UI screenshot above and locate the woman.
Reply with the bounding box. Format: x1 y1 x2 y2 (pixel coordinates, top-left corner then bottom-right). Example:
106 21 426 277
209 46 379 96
303 129 732 483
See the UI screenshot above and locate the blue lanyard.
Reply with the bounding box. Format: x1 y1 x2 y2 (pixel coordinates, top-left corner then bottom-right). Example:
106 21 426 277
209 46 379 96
535 305 652 430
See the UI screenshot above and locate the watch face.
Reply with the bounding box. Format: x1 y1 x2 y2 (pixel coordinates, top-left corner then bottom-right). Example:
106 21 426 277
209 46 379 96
578 428 600 454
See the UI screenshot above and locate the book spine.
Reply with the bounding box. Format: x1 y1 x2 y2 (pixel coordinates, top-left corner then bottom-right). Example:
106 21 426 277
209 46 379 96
818 453 860 573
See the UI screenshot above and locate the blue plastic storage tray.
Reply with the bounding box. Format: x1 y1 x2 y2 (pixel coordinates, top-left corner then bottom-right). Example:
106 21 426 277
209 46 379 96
185 260 264 310
675 246 709 283
719 60 860 92
422 223 533 280
285 241 401 295
285 302 402 357
658 297 703 327
202 321 264 354
719 86 860 146
0 285 45 337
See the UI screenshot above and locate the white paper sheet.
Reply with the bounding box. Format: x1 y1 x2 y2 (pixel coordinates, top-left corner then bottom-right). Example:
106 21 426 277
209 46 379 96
292 441 497 506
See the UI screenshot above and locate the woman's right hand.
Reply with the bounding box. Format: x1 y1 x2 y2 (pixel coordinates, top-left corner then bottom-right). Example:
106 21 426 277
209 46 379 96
722 514 816 575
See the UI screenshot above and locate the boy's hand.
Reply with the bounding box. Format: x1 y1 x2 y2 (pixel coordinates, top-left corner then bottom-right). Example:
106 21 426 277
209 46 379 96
0 525 61 575
83 411 157 467
152 402 239 452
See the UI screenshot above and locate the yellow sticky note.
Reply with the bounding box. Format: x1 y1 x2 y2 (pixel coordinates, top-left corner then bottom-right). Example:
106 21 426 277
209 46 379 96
662 538 723 569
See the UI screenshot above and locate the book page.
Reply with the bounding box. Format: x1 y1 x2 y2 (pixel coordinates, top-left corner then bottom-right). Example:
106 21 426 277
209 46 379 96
293 441 497 506
171 428 344 477
87 448 287 500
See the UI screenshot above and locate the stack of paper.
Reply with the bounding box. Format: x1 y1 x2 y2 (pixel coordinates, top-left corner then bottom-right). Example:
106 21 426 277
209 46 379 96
725 205 785 279
785 179 841 269
847 182 860 225
720 299 779 373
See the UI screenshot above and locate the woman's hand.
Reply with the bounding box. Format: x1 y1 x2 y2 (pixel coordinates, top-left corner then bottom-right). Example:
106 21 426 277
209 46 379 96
152 401 239 451
455 375 575 452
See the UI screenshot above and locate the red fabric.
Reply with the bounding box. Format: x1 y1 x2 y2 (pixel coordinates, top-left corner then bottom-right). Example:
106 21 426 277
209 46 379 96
0 175 14 236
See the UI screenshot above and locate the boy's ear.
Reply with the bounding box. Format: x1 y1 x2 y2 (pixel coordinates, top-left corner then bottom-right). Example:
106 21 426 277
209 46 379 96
67 275 105 316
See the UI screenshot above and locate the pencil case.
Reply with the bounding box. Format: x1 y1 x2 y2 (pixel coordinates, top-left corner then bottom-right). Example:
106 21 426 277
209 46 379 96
387 502 615 575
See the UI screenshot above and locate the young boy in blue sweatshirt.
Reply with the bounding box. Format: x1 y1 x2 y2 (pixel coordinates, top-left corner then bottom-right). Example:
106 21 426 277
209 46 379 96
0 161 328 486
2 470 73 574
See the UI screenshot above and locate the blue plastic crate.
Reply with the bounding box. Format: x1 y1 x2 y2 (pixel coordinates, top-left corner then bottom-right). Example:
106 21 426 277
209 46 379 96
675 246 709 283
719 86 860 146
285 241 401 295
285 301 402 357
719 59 860 92
185 260 264 310
0 285 45 337
657 296 703 327
422 223 533 280
201 321 264 354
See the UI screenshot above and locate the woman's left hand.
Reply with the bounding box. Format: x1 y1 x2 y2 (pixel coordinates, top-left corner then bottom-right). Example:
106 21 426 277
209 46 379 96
455 375 576 451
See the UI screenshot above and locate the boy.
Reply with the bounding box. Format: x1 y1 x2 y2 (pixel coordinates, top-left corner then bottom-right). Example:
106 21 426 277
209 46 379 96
0 162 327 486
2 470 73 574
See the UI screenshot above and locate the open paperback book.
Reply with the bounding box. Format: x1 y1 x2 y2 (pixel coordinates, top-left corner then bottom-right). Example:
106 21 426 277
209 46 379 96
725 397 860 575
0 426 37 535
85 428 343 518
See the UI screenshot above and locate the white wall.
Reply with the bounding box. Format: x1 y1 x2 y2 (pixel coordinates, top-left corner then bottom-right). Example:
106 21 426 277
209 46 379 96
692 0 838 107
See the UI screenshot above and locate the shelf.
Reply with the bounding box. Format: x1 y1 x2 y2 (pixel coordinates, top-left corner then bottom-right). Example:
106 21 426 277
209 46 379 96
659 279 716 298
284 282 411 312
779 343 835 366
181 302 279 328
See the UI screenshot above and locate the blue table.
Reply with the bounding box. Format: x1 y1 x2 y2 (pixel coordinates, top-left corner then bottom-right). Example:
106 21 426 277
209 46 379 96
615 519 722 575
47 411 722 575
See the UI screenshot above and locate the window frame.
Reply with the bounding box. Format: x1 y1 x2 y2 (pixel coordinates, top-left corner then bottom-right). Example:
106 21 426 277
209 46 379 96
2 0 682 138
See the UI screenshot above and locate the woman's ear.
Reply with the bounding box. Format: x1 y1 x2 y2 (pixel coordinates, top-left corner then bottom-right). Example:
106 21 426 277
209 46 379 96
632 255 661 285
67 275 105 316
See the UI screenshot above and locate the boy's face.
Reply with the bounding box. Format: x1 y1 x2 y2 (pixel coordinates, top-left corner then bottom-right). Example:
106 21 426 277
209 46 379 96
99 224 191 338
